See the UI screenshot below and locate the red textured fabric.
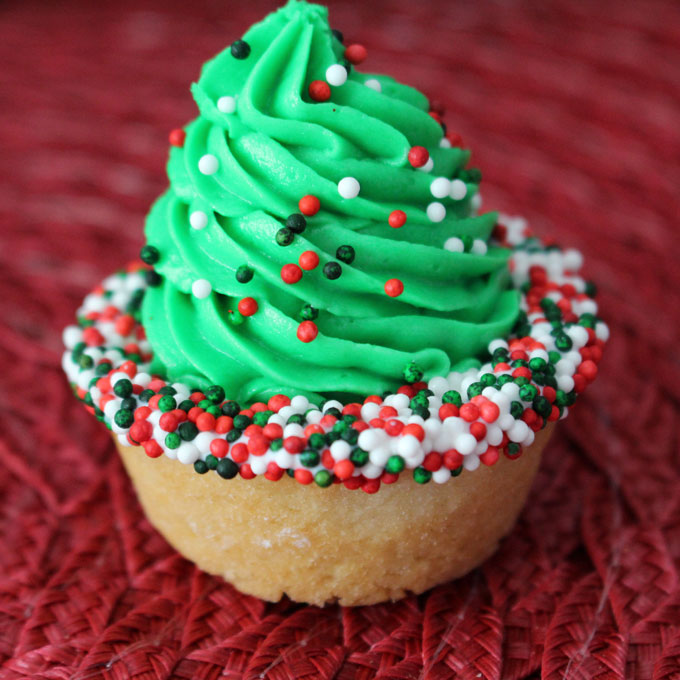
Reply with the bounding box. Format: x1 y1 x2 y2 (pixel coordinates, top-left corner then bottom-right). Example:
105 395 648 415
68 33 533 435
1 0 679 677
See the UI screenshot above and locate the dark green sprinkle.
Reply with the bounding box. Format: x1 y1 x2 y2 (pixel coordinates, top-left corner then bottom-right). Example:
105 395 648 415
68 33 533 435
480 373 496 386
343 413 358 424
286 213 307 234
324 406 342 417
529 357 547 371
533 396 552 418
139 389 154 403
233 414 250 430
286 468 295 477
206 454 219 470
140 245 160 265
510 401 524 418
300 304 319 321
507 442 521 457
326 430 341 443
555 333 573 351
253 410 273 426
341 428 359 444
95 362 111 376
221 401 240 417
323 261 342 279
467 382 483 399
270 438 283 451
226 429 242 443
579 313 597 328
113 379 133 398
585 281 597 297
350 448 369 466
165 432 180 449
442 390 463 406
216 458 239 479
333 420 348 433
120 397 136 411
451 465 463 477
300 450 320 467
336 245 355 264
403 361 423 384
514 376 530 386
287 413 305 425
413 467 432 484
179 399 194 412
158 385 176 396
83 392 94 407
236 265 254 283
144 269 161 287
386 455 405 474
79 354 94 369
114 409 134 428
194 460 208 474
230 39 250 59
331 28 344 42
412 405 430 419
276 227 294 246
178 421 198 441
205 385 225 404
308 433 326 449
461 235 473 252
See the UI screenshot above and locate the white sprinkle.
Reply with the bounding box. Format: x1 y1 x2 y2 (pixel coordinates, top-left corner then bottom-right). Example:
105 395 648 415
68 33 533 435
62 326 82 349
325 64 347 86
397 435 420 458
291 395 309 411
471 239 488 255
417 157 434 173
364 78 381 92
176 442 200 465
189 210 208 230
338 176 360 199
432 467 451 483
450 179 468 200
463 455 480 471
439 137 452 148
427 202 446 223
456 433 477 455
198 154 219 175
430 177 451 199
192 279 212 298
444 236 464 252
488 339 509 353
470 193 482 212
217 95 237 113
330 440 351 460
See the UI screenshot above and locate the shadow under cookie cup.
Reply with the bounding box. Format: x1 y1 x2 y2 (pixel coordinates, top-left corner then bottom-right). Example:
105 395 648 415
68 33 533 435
114 423 553 607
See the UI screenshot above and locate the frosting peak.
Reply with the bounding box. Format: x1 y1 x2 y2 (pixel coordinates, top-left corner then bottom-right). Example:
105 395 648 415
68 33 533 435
142 0 519 404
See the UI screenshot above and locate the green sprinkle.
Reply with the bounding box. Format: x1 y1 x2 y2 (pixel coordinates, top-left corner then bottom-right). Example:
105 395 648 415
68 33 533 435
300 304 319 321
413 467 432 484
226 429 241 443
236 265 254 283
113 379 133 398
178 421 198 441
270 438 283 451
442 390 463 406
287 413 305 425
386 455 405 474
467 382 483 399
300 450 320 467
206 454 219 470
519 384 538 402
350 448 369 466
233 414 250 430
165 432 180 449
140 245 160 265
403 360 423 384
253 410 273 426
179 399 194 412
308 433 325 449
205 385 225 404
314 470 333 487
510 401 524 418
221 401 240 417
139 389 154 403
158 395 176 412
480 373 496 386
529 357 547 371
114 409 134 428
276 227 294 246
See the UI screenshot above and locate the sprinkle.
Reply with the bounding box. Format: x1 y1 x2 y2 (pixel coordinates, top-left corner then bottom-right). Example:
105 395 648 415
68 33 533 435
237 297 258 317
281 263 303 284
189 210 208 230
344 44 367 64
235 265 253 283
299 251 320 270
471 239 488 255
408 146 429 168
336 245 355 264
389 210 407 228
331 28 344 43
430 177 451 199
364 78 381 92
300 304 318 320
418 157 434 173
168 129 186 147
230 39 251 59
191 279 211 298
444 237 465 252
323 261 342 280
427 202 446 222
326 64 347 86
384 279 404 297
140 245 159 265
439 137 452 148
217 95 237 113
297 320 318 343
338 177 360 199
285 213 306 234
198 154 219 175
298 195 320 216
450 179 468 200
276 228 294 246
309 80 331 101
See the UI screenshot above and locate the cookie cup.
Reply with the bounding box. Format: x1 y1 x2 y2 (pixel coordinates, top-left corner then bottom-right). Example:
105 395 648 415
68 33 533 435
114 423 552 606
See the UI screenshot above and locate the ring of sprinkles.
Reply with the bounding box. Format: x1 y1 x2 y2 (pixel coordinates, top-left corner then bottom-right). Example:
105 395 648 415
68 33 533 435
62 216 608 494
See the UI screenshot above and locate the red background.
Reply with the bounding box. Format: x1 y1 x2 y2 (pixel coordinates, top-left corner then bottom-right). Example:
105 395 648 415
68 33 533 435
1 0 679 678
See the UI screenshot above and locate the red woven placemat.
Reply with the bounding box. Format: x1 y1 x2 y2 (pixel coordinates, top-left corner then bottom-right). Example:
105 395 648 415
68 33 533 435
1 0 679 677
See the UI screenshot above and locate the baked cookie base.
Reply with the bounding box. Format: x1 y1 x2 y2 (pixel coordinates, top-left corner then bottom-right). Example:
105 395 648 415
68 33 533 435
115 424 552 606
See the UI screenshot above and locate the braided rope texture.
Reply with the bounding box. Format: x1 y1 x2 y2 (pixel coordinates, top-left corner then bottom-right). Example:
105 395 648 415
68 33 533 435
1 0 679 677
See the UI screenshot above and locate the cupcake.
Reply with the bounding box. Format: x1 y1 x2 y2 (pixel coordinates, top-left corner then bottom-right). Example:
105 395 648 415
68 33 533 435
62 0 607 606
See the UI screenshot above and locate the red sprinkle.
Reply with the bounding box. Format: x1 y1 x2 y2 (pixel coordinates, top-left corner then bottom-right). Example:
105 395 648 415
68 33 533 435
402 423 425 441
443 449 463 470
408 146 429 168
247 434 270 456
283 436 305 454
263 423 283 440
169 128 186 147
439 403 459 420
298 195 320 216
265 462 284 481
239 463 255 479
268 394 291 412
334 459 354 480
237 297 258 316
295 469 314 485
308 80 331 101
281 263 303 284
215 416 233 434
423 452 442 472
297 320 318 343
344 43 367 64
231 443 249 463
143 440 163 458
210 439 229 458
384 278 404 297
388 210 407 228
299 251 320 270
196 412 216 431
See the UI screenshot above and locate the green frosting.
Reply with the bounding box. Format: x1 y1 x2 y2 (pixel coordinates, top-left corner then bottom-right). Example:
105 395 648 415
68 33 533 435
142 0 519 404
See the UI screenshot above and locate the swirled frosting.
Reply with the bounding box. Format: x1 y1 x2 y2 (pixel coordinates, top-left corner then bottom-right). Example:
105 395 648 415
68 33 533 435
142 0 520 404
